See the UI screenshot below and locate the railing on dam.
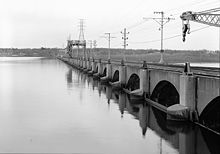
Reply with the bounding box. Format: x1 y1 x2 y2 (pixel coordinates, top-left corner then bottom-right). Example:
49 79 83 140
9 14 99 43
62 56 220 77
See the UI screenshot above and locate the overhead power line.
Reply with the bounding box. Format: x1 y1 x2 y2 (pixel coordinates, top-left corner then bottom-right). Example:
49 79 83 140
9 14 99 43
129 25 211 44
94 1 218 49
163 1 220 18
99 1 218 39
127 20 147 30
165 0 218 14
197 7 220 14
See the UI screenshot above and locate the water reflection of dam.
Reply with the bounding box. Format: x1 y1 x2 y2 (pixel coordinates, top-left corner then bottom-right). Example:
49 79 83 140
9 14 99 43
66 67 220 154
95 84 219 154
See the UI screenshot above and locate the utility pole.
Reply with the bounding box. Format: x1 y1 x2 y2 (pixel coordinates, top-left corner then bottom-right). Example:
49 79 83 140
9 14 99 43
93 40 97 48
88 40 93 59
103 33 115 60
93 40 97 59
156 11 164 63
144 12 174 63
121 28 129 61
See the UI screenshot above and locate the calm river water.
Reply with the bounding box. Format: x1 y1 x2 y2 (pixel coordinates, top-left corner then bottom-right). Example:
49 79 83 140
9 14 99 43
0 57 219 153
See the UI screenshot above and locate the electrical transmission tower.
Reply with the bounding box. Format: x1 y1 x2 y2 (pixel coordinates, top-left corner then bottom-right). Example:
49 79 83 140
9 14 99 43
77 19 87 59
144 12 174 63
66 19 87 59
79 19 85 41
121 28 129 61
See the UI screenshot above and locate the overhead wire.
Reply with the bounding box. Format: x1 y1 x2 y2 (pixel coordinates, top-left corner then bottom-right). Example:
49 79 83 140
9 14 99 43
115 0 146 24
197 7 220 14
129 25 211 44
165 0 217 13
95 0 218 48
95 0 147 36
123 1 218 46
109 18 148 35
165 0 219 14
124 1 217 33
164 0 219 18
127 20 147 30
109 0 214 33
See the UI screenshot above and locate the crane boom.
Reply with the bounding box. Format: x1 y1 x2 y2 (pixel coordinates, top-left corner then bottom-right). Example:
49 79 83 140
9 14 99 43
180 7 220 42
180 11 220 27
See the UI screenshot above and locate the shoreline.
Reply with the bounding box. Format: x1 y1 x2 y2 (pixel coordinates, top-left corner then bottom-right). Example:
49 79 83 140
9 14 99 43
0 48 219 63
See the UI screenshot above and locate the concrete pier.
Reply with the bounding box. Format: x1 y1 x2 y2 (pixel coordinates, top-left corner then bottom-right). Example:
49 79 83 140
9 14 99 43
106 60 112 79
140 68 149 97
100 60 112 82
179 74 197 120
93 59 102 78
119 64 126 88
88 58 96 75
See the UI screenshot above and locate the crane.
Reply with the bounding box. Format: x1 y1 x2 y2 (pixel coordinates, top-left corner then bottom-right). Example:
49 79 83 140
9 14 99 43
180 7 220 42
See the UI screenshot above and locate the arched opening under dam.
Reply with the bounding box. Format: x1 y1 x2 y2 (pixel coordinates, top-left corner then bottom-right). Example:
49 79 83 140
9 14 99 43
101 68 107 77
125 74 140 91
112 70 119 82
95 66 98 73
114 93 119 100
199 96 220 133
150 81 179 107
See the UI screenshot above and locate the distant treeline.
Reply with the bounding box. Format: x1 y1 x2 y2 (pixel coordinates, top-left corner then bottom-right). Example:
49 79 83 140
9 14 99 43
0 48 219 63
73 48 219 63
0 48 63 57
87 48 219 55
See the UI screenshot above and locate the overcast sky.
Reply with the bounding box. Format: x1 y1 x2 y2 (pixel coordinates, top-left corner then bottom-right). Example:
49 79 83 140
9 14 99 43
0 0 219 50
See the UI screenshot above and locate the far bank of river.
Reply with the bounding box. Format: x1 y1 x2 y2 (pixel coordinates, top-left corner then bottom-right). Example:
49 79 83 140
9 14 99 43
1 48 219 64
176 62 220 68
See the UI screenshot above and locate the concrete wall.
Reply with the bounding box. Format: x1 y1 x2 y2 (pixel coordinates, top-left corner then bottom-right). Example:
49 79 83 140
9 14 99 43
149 70 181 95
111 64 120 79
197 76 220 115
126 65 141 84
69 58 220 120
100 63 107 75
91 61 97 72
87 60 91 70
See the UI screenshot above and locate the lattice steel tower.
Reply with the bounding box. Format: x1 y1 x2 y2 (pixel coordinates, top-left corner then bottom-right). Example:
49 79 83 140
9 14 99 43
79 19 85 41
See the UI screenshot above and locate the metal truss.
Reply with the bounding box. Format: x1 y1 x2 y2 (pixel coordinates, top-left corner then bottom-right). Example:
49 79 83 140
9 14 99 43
180 7 220 27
